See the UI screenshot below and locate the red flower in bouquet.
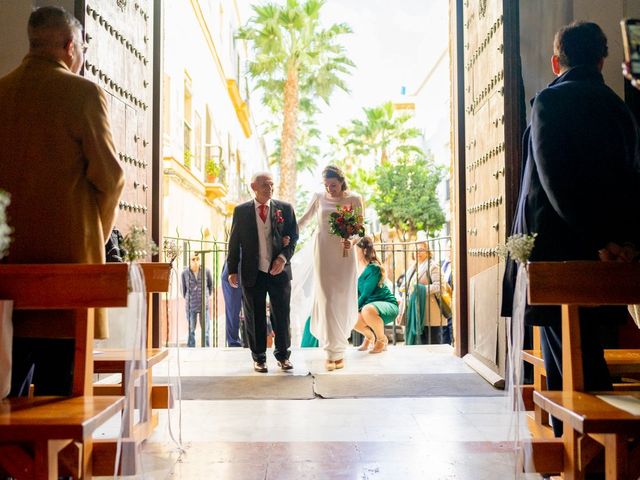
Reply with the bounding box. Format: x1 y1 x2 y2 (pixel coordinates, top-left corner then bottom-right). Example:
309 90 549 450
328 204 365 257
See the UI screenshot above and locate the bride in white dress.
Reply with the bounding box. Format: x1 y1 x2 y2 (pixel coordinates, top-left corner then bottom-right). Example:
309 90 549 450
298 166 364 371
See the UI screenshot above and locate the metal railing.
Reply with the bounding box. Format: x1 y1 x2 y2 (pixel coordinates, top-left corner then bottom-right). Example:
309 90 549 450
160 235 453 348
371 236 453 346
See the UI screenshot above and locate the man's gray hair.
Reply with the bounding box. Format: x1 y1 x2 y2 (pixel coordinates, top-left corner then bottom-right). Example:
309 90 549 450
28 6 82 49
250 171 273 184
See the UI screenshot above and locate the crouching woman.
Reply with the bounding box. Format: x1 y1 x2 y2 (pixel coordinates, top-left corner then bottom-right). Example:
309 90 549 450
353 236 399 353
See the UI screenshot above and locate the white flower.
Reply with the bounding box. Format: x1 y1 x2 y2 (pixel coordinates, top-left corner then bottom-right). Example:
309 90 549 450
497 233 537 265
121 225 158 262
0 190 12 260
162 239 181 263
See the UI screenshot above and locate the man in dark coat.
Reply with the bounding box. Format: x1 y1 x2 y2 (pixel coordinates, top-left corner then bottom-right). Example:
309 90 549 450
227 172 299 372
502 21 640 436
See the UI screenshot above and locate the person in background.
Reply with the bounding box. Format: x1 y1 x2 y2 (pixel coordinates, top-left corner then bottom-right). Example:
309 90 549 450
0 6 125 395
353 237 398 354
105 227 126 262
440 240 454 345
181 253 213 348
221 259 243 347
399 242 448 345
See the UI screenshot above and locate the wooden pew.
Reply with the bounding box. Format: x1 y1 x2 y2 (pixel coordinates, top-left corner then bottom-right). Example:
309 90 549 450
521 343 640 437
91 262 171 476
525 261 640 480
0 264 128 479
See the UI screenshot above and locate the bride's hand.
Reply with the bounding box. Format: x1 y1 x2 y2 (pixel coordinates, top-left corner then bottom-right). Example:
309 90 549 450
342 239 351 250
282 235 290 247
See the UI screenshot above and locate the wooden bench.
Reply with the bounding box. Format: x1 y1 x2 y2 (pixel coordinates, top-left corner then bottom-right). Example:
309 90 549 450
524 261 640 480
0 264 129 479
91 262 171 475
521 347 640 436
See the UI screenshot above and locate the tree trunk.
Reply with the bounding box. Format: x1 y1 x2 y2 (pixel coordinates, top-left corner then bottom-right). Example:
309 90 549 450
278 64 299 205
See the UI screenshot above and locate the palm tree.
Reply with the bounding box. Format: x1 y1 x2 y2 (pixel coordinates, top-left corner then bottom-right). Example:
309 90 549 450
338 101 424 165
237 0 354 204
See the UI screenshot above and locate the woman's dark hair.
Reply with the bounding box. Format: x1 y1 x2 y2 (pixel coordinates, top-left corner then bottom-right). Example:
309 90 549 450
554 21 608 69
322 165 348 191
357 236 386 286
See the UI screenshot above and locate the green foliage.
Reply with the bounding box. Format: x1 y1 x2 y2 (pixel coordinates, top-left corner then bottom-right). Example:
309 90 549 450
371 157 446 239
237 0 354 183
205 158 220 177
183 149 193 169
266 116 321 174
329 101 424 166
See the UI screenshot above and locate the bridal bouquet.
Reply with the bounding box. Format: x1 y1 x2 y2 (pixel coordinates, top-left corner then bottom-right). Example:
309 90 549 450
328 204 365 257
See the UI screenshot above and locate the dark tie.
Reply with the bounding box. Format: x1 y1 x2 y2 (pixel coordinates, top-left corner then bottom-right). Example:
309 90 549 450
258 204 268 223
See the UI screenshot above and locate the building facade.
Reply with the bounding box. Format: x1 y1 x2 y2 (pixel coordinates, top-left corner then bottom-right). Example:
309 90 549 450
161 0 267 243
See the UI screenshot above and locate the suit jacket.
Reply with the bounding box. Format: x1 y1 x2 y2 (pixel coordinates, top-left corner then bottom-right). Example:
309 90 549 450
502 66 640 326
227 199 298 288
0 54 125 337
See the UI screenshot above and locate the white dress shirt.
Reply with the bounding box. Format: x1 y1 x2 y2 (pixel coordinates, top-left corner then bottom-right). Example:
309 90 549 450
253 199 273 273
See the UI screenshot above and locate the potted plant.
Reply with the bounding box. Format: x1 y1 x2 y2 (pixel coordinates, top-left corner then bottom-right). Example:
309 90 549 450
205 158 221 183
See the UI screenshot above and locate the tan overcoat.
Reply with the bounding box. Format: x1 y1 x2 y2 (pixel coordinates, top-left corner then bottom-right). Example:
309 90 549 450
0 54 125 337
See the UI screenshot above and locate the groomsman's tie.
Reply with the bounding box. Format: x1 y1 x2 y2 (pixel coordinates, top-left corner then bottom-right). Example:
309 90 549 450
258 204 268 223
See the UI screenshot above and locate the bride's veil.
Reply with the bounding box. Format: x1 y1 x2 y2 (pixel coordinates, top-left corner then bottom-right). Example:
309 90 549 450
289 231 316 343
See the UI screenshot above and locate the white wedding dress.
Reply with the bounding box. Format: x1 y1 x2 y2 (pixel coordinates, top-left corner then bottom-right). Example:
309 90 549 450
297 191 363 360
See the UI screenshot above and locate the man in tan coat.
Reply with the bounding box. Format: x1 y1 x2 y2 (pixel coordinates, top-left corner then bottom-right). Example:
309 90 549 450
0 6 124 394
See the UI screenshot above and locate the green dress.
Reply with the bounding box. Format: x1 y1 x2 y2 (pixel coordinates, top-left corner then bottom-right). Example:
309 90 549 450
300 316 319 347
405 284 426 345
358 264 399 324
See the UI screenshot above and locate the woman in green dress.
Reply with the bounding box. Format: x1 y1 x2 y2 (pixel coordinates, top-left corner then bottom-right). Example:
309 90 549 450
353 237 399 354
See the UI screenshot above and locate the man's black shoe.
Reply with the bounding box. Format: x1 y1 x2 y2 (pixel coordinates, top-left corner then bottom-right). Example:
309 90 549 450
277 359 294 371
253 362 268 373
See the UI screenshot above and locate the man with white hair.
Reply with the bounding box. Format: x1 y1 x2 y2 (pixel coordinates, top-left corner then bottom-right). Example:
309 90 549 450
227 172 298 372
0 6 124 395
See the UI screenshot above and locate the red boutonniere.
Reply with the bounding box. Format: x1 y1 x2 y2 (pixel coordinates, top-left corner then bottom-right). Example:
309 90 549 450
275 209 285 224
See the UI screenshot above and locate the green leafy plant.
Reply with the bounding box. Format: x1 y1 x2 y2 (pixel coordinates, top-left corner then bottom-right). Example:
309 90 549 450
183 149 193 169
237 0 354 203
371 156 445 240
205 158 221 180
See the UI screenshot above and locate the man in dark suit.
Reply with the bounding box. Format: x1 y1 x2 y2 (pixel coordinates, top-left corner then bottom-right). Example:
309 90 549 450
227 172 299 372
502 21 640 437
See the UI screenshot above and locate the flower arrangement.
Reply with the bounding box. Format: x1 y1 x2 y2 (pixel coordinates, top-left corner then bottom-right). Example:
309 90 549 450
162 239 181 264
121 225 158 262
0 190 12 260
274 209 284 224
498 233 538 265
328 204 365 257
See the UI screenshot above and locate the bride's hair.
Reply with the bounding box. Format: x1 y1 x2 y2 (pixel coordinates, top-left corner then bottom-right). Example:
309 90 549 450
322 165 348 191
357 236 386 286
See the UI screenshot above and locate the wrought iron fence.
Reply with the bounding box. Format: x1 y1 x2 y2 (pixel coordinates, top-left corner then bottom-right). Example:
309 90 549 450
371 236 453 346
160 235 453 348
